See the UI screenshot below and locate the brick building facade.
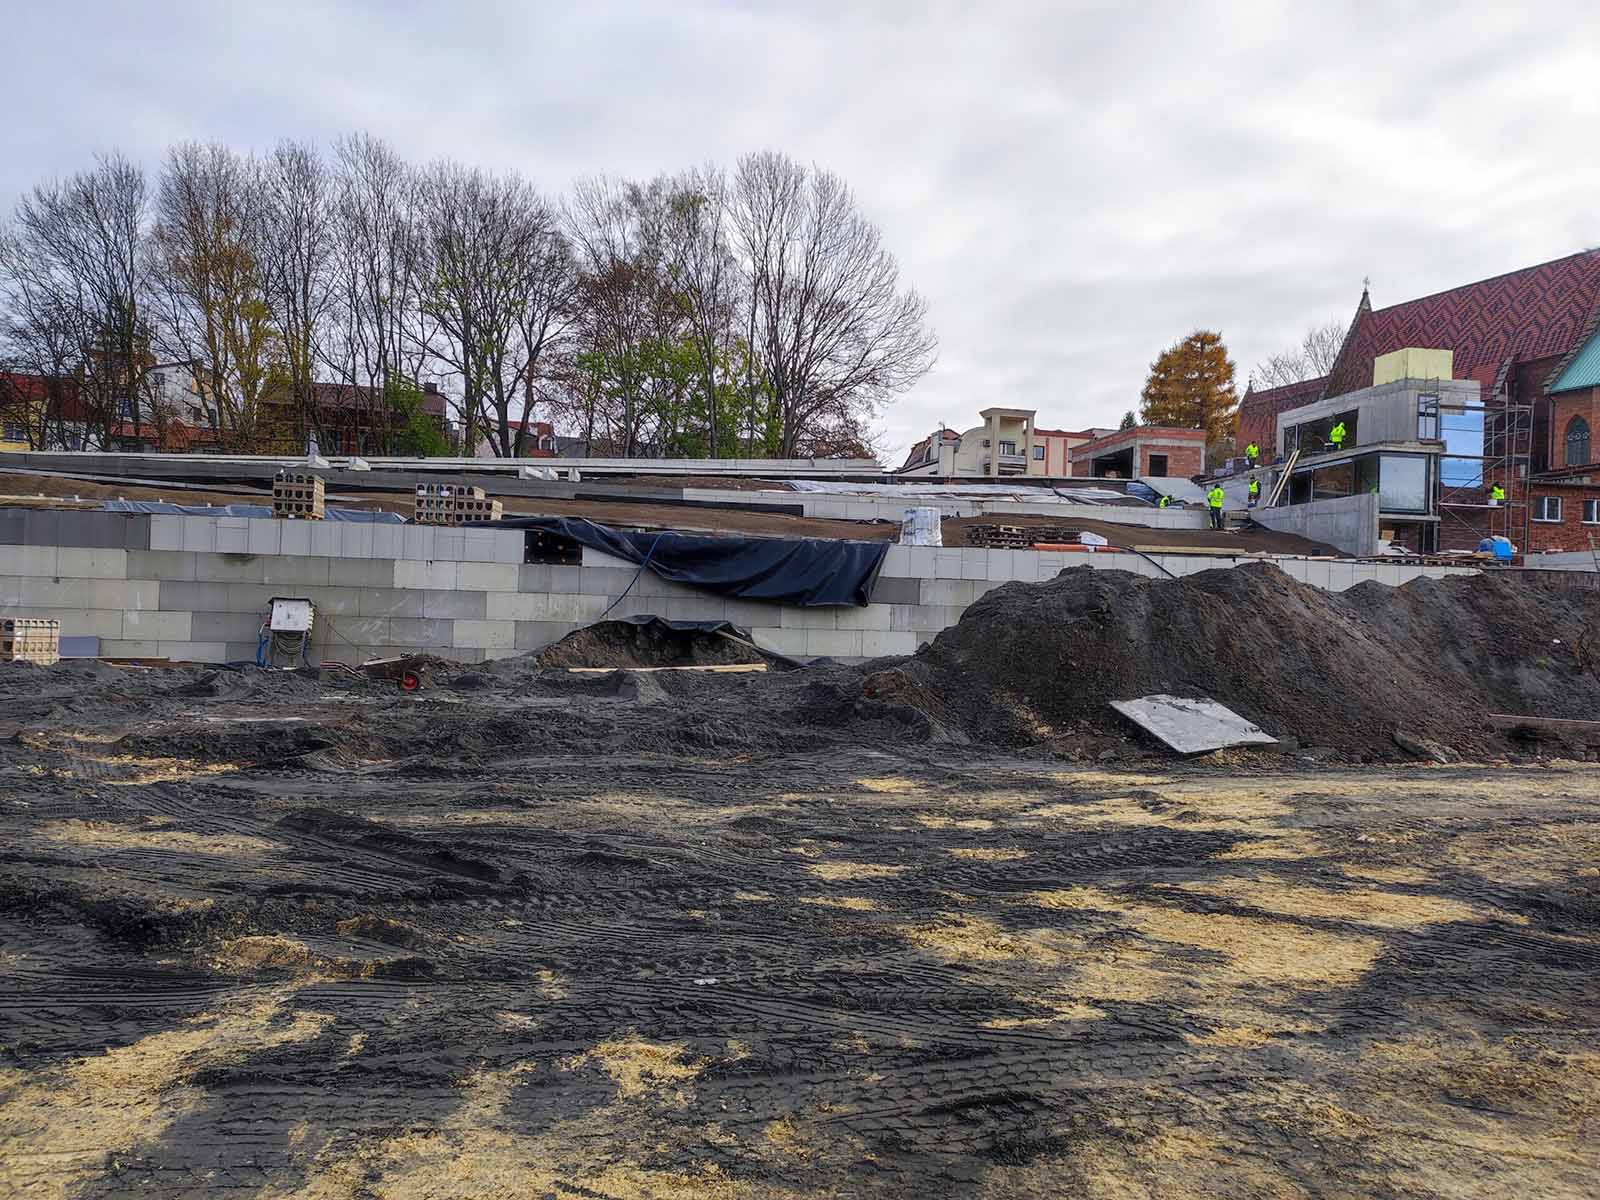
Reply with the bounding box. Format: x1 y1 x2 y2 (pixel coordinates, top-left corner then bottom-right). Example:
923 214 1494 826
1068 426 1206 478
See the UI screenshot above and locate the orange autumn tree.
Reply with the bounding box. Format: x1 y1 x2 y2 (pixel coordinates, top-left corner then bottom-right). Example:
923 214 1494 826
1138 330 1238 457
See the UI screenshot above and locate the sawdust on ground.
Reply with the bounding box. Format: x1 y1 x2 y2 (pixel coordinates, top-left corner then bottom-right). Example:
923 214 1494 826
0 988 331 1200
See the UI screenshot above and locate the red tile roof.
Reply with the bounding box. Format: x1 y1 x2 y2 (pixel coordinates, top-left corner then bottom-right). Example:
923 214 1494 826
1237 375 1326 451
1325 251 1600 398
0 371 90 423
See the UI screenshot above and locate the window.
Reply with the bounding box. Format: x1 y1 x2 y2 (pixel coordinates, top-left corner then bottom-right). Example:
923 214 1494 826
981 438 990 448
998 440 1016 455
1532 496 1562 523
1032 445 1045 460
1377 454 1428 513
1417 394 1439 440
1584 499 1599 525
1440 403 1485 486
2 422 24 443
1147 453 1169 477
1311 460 1355 500
1565 416 1591 467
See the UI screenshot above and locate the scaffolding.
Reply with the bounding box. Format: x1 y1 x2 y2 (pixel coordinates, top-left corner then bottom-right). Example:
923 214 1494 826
1434 392 1535 553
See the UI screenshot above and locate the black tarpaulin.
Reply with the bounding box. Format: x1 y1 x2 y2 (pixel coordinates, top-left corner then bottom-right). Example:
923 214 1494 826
484 516 889 607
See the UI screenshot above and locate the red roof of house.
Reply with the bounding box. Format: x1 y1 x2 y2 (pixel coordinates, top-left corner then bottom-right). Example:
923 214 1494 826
898 427 961 471
1238 374 1326 423
110 420 219 450
1324 251 1600 399
0 371 90 423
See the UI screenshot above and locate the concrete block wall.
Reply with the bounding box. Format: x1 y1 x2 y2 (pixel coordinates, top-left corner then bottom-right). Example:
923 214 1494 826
2 509 1478 666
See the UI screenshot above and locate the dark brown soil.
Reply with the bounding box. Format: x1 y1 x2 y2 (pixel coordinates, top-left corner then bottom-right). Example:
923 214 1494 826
536 619 768 669
890 564 1600 760
2 660 1597 1198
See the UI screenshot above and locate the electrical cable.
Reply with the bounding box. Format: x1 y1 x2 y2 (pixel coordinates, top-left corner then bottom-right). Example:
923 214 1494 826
600 530 665 618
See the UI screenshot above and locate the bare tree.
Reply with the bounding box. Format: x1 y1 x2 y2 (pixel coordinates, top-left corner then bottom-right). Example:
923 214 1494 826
413 161 573 457
1 154 153 448
0 226 79 447
731 151 934 457
662 165 744 457
564 175 660 456
148 142 278 447
258 139 336 453
1252 317 1345 390
324 133 424 454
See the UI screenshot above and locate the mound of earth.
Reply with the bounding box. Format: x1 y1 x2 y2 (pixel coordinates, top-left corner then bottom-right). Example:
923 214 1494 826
536 617 766 669
888 564 1600 760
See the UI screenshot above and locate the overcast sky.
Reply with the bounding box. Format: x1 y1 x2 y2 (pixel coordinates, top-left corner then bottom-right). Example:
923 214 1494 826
5 1 1599 459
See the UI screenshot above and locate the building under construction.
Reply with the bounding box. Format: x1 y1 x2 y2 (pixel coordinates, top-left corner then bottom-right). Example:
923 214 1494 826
1238 250 1600 555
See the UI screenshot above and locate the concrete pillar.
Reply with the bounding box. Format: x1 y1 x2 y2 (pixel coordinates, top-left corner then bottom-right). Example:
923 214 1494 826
988 412 1001 477
1023 416 1036 475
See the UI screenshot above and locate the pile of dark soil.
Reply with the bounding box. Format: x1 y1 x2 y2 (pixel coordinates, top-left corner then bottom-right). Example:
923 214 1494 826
536 617 766 669
886 564 1600 760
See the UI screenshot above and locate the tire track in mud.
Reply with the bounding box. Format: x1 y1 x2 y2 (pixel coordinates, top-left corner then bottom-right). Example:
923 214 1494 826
3 682 1599 1197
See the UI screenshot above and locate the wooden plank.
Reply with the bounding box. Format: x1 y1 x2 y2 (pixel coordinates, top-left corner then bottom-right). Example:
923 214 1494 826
1487 713 1600 732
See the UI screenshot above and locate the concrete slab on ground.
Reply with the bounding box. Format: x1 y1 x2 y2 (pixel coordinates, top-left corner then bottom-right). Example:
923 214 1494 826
1110 693 1278 754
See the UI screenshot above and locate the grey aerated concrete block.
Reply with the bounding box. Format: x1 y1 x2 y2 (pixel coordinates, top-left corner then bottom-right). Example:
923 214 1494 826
194 553 267 584
514 620 574 651
867 576 919 605
421 589 487 620
357 589 426 618
158 581 233 612
390 618 452 646
127 550 198 582
328 558 396 589
190 611 269 642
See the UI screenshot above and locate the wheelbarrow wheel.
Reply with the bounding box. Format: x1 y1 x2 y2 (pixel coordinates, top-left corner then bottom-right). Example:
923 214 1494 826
400 671 422 692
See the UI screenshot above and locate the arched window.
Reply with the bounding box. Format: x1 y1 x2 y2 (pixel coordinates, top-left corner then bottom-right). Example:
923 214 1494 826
1566 416 1591 467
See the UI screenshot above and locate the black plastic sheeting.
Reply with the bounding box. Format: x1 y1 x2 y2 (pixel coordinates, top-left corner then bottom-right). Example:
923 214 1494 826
102 501 405 523
488 516 889 607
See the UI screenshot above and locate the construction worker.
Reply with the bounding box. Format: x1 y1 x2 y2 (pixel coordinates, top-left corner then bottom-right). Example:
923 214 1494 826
1248 477 1260 508
1329 420 1347 451
1490 483 1506 507
1158 494 1171 509
1245 442 1260 468
1206 483 1226 531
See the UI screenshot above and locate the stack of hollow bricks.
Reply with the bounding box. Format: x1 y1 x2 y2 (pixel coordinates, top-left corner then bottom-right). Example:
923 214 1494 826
414 483 503 526
0 509 1481 666
1 617 59 665
272 472 325 520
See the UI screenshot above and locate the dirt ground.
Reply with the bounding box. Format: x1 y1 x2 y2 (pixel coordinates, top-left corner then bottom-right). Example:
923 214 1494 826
1 658 1597 1199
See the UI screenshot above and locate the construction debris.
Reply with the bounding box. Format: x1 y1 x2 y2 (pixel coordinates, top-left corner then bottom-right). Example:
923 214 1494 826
1110 694 1278 754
